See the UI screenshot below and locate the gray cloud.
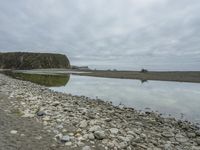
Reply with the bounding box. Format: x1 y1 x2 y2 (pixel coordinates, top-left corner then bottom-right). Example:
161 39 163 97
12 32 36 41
0 0 200 70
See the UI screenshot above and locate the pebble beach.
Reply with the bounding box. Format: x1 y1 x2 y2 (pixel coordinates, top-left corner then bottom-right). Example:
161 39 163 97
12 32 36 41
1 73 200 150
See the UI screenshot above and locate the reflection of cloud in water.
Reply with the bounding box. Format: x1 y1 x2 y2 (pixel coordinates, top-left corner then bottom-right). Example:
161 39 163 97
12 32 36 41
51 75 200 123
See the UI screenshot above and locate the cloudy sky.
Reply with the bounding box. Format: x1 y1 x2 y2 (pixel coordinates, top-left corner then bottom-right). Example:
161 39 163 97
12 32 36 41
0 0 200 71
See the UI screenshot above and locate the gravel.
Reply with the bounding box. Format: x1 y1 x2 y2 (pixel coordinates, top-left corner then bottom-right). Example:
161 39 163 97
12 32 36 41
1 73 200 150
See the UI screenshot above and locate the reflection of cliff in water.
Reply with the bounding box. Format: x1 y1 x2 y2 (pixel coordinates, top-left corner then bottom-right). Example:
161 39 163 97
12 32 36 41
141 79 148 84
3 71 70 87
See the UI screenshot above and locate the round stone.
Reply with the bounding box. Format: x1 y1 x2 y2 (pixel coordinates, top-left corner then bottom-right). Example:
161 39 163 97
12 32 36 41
162 132 175 138
110 128 119 134
119 142 128 149
175 134 188 143
196 130 200 136
10 130 18 134
36 111 46 116
65 142 72 146
79 120 88 128
61 135 70 142
88 133 95 140
82 146 91 150
89 125 101 132
77 141 85 147
43 116 50 121
94 131 106 140
196 138 200 145
164 142 172 150
187 132 196 138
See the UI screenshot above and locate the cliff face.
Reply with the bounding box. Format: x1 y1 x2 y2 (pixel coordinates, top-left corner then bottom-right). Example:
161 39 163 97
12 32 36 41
0 52 70 69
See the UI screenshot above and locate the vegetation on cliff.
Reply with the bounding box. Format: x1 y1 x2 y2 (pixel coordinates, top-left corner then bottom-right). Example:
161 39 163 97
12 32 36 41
0 52 70 69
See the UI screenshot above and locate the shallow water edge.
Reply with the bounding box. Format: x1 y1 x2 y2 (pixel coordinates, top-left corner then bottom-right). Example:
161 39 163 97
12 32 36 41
1 73 200 149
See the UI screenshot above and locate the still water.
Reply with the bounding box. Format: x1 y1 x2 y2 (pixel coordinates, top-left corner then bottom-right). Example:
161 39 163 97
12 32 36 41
4 71 200 124
51 75 200 124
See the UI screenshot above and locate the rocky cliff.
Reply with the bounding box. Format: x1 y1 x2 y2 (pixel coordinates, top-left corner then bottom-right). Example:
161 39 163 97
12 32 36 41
0 52 70 69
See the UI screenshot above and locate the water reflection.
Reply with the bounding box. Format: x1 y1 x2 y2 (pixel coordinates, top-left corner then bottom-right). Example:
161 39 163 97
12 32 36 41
3 71 70 87
50 75 200 124
141 79 148 84
3 71 200 124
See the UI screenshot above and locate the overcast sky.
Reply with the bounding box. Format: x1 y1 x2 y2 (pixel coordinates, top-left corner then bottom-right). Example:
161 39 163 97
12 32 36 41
0 0 200 71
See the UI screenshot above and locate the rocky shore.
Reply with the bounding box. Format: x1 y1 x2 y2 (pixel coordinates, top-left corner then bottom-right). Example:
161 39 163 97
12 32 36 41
1 73 200 150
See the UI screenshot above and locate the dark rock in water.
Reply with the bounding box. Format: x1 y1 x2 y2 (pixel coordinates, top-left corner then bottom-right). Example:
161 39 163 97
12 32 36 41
37 111 46 116
0 52 70 69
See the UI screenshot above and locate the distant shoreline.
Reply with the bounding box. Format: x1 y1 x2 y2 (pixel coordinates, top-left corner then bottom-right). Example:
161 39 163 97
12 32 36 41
1 69 200 83
73 70 200 83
